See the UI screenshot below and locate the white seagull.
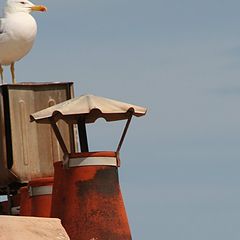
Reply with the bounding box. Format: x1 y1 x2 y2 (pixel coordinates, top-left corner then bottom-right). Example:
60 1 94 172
0 0 47 84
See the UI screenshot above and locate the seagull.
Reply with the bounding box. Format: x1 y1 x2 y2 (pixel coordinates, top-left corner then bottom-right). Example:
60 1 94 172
0 0 47 84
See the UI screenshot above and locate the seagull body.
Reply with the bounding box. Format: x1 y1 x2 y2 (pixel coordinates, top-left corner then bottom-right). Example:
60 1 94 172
0 0 47 84
0 13 37 65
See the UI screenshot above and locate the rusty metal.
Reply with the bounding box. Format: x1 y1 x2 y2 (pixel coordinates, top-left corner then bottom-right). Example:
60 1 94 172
20 177 53 217
19 186 31 216
51 152 132 240
30 94 147 239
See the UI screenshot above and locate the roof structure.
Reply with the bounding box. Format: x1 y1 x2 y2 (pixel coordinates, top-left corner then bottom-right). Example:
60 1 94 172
30 94 147 124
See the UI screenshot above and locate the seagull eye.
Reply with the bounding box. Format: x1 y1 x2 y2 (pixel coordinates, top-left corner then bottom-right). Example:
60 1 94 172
20 1 25 4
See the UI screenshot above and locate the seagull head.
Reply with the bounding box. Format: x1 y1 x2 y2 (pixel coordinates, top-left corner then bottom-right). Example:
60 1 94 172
5 0 47 15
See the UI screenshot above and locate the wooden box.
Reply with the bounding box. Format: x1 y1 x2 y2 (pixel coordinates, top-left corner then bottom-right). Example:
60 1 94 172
0 82 74 186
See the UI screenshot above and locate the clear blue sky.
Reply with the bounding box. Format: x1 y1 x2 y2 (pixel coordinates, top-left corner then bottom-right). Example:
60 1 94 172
2 0 240 239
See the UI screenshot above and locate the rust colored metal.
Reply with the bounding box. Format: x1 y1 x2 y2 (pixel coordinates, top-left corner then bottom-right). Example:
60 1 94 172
28 177 53 217
19 186 31 216
20 177 53 217
70 151 116 158
51 152 132 240
30 94 147 239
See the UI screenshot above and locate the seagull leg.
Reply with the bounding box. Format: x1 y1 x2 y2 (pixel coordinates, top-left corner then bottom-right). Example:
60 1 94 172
10 62 16 84
0 65 3 84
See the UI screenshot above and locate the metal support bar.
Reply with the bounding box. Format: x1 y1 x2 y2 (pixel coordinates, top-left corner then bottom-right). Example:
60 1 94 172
78 118 89 152
50 120 69 155
116 113 133 153
70 124 76 153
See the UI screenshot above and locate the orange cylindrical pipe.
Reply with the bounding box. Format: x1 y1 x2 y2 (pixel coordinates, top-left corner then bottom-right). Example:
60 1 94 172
19 186 32 216
51 151 132 240
20 177 53 217
28 177 53 217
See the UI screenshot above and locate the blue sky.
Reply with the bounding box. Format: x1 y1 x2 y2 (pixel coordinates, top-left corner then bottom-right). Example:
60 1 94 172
2 0 240 239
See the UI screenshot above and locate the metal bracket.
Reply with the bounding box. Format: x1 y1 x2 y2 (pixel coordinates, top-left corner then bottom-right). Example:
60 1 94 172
68 156 118 168
28 185 53 197
116 113 133 154
50 119 69 155
77 118 89 152
63 153 70 169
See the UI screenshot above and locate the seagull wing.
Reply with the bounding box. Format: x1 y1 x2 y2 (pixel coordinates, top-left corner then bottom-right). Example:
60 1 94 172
0 18 8 43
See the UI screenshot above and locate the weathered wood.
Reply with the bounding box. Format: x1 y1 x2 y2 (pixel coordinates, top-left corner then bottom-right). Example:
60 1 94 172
0 82 74 189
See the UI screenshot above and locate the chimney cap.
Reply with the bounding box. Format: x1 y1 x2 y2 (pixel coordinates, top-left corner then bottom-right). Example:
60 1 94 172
30 94 147 124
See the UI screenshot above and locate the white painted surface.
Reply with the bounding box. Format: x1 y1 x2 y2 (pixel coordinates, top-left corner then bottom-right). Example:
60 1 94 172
69 156 117 167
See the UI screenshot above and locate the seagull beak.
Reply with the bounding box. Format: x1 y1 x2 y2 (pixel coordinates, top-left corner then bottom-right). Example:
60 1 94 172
31 5 47 12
